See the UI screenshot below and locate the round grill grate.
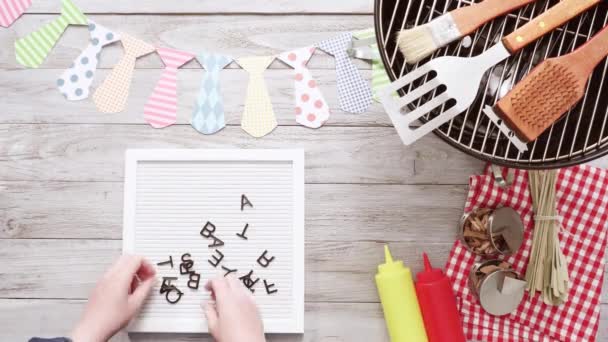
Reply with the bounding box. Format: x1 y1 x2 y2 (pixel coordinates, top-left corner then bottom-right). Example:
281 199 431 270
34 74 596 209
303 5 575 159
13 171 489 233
375 0 608 169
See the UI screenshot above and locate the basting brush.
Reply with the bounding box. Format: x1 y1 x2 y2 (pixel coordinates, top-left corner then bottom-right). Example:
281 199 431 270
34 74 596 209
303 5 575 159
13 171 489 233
397 0 536 64
484 24 608 152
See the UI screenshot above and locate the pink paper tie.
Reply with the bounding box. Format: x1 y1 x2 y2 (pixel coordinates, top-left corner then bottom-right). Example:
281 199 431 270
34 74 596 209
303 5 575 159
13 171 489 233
278 46 330 128
0 0 31 27
143 47 194 128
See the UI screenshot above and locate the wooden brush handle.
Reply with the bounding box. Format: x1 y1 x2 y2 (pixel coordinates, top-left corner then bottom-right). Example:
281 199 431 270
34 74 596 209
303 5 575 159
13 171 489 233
565 25 608 77
452 0 536 36
503 0 600 53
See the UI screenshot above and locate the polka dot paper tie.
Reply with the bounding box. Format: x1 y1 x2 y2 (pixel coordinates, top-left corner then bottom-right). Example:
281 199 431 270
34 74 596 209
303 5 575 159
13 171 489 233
143 47 194 128
14 0 87 68
316 32 372 114
57 20 120 101
278 46 329 128
191 52 233 135
0 0 31 28
238 56 277 138
92 34 155 113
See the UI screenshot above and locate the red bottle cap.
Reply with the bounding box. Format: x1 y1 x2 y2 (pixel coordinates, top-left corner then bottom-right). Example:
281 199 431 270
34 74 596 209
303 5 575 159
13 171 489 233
416 253 444 283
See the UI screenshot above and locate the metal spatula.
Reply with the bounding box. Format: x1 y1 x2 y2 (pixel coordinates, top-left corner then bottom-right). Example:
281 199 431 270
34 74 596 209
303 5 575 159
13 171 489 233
379 0 601 145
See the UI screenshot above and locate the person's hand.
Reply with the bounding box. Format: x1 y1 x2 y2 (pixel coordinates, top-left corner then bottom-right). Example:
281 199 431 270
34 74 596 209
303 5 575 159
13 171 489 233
71 255 156 342
203 275 266 342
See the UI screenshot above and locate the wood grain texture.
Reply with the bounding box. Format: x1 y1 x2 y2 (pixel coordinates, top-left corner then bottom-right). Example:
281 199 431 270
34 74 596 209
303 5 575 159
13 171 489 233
3 2 608 341
5 299 608 341
0 238 452 302
0 124 483 184
1 300 387 342
451 0 535 36
26 0 374 14
0 181 468 241
0 15 374 70
501 0 601 53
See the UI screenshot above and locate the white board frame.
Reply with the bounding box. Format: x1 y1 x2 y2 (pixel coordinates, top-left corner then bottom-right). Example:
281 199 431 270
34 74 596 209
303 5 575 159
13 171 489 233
122 149 305 334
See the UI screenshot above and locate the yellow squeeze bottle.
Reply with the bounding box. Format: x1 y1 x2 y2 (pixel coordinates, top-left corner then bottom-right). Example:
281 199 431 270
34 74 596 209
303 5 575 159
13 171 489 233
375 245 428 342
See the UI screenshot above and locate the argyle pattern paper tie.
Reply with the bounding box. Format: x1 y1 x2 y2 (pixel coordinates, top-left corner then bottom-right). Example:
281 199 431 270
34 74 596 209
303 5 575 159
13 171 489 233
238 56 277 138
278 46 329 128
0 0 31 27
14 0 87 68
92 34 155 113
57 20 120 101
317 32 372 114
191 52 233 134
352 28 391 102
143 47 194 128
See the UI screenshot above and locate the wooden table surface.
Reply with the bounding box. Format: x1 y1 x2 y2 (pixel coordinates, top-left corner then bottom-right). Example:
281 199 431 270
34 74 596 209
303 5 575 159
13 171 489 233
1 1 608 341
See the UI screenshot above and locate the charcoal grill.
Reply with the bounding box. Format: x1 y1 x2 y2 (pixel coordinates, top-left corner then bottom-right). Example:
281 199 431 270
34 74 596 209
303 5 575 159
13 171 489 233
374 0 608 168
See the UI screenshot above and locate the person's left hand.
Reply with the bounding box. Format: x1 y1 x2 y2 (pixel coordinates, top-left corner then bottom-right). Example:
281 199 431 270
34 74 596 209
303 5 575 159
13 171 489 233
71 255 156 342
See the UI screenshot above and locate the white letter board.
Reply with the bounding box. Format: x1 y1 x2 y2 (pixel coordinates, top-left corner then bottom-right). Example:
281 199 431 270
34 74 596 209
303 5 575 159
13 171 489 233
122 149 304 333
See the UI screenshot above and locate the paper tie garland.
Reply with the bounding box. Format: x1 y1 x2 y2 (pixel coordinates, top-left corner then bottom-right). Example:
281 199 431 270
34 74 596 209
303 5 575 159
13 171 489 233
143 47 194 128
15 0 87 68
278 46 330 128
238 56 278 138
0 0 31 28
352 28 392 102
93 34 155 113
191 52 233 135
57 20 120 101
10 0 378 137
317 32 372 114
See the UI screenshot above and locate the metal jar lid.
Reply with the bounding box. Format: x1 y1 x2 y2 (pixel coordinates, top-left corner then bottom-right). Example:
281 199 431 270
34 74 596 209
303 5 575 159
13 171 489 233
488 207 524 255
459 207 524 256
469 260 527 316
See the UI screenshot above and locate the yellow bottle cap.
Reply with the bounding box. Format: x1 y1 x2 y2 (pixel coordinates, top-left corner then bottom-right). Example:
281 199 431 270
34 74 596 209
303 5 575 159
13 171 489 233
378 245 405 273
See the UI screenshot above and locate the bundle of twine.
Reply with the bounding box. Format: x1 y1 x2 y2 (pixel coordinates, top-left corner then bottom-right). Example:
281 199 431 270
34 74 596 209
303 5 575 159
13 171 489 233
525 170 569 305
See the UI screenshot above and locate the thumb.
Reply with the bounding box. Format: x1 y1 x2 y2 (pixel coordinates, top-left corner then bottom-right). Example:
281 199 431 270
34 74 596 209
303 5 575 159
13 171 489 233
204 303 219 336
128 277 155 315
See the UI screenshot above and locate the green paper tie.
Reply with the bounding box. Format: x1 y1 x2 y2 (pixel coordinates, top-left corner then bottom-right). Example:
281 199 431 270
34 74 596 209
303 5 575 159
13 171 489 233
15 0 87 68
352 28 393 102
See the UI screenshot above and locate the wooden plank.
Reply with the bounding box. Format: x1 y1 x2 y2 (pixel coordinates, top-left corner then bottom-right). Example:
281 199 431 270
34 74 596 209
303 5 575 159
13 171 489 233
4 299 608 341
0 181 468 241
600 304 608 342
0 124 483 184
0 299 387 342
0 238 452 302
26 1 374 14
1 15 375 69
0 69 391 126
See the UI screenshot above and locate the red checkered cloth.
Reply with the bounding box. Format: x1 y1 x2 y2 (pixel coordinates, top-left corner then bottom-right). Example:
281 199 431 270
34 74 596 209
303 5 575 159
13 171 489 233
445 165 608 342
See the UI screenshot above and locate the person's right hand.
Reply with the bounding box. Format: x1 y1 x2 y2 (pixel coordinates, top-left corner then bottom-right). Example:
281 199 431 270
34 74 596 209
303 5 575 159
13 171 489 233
203 275 266 342
71 255 156 342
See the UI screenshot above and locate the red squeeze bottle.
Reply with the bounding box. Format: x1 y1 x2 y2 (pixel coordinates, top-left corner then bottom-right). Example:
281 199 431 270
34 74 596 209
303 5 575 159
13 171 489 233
415 253 466 342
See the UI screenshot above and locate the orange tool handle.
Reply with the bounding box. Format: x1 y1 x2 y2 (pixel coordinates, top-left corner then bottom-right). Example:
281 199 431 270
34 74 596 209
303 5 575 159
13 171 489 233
503 0 601 53
564 24 608 77
452 0 536 36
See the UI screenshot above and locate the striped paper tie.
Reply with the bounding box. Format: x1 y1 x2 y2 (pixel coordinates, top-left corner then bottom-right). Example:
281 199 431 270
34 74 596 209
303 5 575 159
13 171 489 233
352 28 392 102
0 0 32 27
143 47 194 128
14 0 87 68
